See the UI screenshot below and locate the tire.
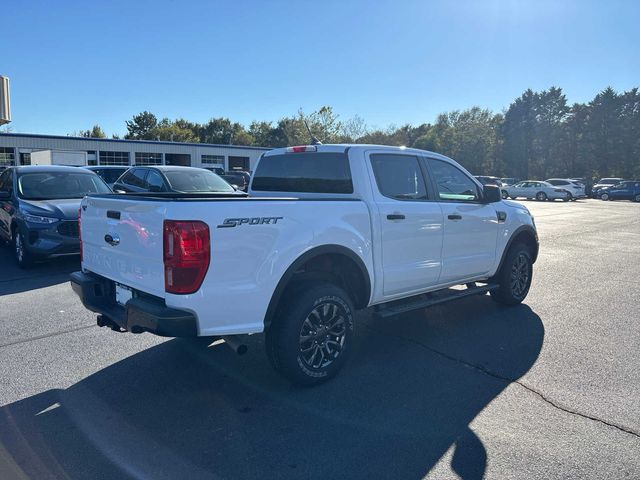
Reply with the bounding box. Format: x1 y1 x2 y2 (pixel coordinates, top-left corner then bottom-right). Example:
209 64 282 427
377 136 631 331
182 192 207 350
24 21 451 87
13 230 33 268
634 194 640 203
536 192 547 201
265 281 355 386
509 196 517 200
501 190 508 199
601 193 609 201
566 193 574 202
490 243 533 305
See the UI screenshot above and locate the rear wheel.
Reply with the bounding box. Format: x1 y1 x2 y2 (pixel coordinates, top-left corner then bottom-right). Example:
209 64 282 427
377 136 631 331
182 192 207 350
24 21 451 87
266 281 355 386
634 194 640 202
536 192 547 201
501 190 509 199
490 243 533 305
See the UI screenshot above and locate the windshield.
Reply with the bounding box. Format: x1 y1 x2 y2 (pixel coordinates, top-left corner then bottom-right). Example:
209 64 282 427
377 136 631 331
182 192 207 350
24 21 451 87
17 172 112 199
599 178 622 184
164 169 235 193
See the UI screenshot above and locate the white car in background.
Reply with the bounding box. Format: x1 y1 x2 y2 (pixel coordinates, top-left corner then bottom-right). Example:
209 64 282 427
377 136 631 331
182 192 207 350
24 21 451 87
545 178 586 201
502 180 570 201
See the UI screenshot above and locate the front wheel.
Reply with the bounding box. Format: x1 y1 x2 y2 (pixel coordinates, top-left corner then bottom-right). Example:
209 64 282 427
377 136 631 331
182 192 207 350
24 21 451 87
490 244 533 305
265 282 355 386
634 194 640 203
501 190 509 199
14 230 33 268
601 193 610 201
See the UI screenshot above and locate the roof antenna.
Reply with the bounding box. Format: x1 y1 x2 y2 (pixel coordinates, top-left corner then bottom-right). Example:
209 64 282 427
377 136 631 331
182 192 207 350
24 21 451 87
303 119 322 145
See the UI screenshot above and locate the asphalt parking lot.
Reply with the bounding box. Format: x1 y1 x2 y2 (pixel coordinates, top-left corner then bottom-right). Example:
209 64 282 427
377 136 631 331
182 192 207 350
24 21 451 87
0 199 638 479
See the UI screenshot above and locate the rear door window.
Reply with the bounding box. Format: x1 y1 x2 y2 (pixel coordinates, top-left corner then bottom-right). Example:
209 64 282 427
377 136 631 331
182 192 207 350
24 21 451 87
0 170 12 192
252 152 353 193
100 168 127 184
370 154 428 200
145 170 166 191
124 168 148 188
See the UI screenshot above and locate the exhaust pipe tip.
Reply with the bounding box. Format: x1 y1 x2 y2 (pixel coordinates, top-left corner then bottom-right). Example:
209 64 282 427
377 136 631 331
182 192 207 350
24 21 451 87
236 344 248 356
221 336 248 356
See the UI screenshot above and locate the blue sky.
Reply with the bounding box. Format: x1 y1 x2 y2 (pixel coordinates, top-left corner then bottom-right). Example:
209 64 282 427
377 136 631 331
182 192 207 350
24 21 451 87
3 0 639 137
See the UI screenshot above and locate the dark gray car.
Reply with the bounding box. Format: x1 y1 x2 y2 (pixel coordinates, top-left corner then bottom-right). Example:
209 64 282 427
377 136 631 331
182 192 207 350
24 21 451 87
0 166 112 267
112 166 245 195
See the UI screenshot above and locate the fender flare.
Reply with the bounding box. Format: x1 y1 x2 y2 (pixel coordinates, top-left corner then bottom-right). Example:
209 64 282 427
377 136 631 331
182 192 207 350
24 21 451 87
263 244 371 328
495 225 539 275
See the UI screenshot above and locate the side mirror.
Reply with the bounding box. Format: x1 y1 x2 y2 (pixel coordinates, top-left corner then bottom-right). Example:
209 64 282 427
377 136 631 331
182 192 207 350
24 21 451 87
0 190 10 199
482 184 502 203
231 184 239 191
114 189 126 194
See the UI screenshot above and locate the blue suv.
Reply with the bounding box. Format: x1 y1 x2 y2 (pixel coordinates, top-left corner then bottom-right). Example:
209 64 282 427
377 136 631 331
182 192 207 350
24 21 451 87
0 166 112 267
600 181 640 202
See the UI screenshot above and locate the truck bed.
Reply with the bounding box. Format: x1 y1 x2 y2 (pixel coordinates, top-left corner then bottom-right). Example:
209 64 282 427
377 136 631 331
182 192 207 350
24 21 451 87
79 193 372 336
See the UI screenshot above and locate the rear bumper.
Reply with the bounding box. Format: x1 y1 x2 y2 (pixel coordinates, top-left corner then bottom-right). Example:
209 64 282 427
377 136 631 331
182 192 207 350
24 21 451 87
70 271 198 337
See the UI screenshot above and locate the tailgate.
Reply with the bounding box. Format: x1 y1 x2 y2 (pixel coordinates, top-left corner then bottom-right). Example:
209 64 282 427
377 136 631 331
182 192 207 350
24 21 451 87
80 196 166 298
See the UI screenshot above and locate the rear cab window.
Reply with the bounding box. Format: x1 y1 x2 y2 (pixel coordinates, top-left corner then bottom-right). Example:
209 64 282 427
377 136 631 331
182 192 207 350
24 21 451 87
252 152 353 194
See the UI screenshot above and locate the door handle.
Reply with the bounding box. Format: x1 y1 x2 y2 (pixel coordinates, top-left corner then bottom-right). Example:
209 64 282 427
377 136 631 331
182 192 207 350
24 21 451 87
387 214 405 220
447 214 462 220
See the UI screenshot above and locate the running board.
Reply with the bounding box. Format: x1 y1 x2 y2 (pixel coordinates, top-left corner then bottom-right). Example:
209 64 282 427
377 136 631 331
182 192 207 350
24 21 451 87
374 283 499 319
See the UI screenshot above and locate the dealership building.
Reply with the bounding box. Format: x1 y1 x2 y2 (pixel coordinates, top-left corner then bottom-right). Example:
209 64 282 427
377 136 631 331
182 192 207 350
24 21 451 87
0 133 271 171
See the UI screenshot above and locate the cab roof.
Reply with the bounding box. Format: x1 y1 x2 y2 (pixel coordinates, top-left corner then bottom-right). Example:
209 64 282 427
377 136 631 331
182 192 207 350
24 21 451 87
263 144 446 159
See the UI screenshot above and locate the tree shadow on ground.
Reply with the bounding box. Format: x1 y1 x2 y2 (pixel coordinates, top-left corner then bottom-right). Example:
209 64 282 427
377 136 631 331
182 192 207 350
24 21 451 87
0 297 543 480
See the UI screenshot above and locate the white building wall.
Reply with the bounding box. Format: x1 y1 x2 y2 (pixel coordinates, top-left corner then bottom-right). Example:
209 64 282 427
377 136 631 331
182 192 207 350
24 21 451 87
0 133 270 171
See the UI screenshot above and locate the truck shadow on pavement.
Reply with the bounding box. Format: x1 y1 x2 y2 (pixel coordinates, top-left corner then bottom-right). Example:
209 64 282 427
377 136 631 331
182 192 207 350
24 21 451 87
0 297 543 480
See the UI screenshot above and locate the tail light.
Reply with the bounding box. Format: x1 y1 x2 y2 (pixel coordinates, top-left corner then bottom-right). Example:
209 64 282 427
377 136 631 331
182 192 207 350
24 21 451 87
163 220 210 294
78 207 82 262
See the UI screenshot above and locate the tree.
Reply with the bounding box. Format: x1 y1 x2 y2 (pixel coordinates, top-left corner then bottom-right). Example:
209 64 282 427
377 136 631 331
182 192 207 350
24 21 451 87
530 87 570 178
197 117 251 144
248 121 283 147
502 89 537 178
125 111 158 139
78 124 106 138
412 108 501 174
108 87 638 178
583 87 625 177
148 118 199 143
341 115 368 141
618 88 640 177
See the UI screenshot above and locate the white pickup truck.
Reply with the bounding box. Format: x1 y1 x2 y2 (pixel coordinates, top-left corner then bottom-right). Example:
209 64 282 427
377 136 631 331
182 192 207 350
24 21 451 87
71 144 538 385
